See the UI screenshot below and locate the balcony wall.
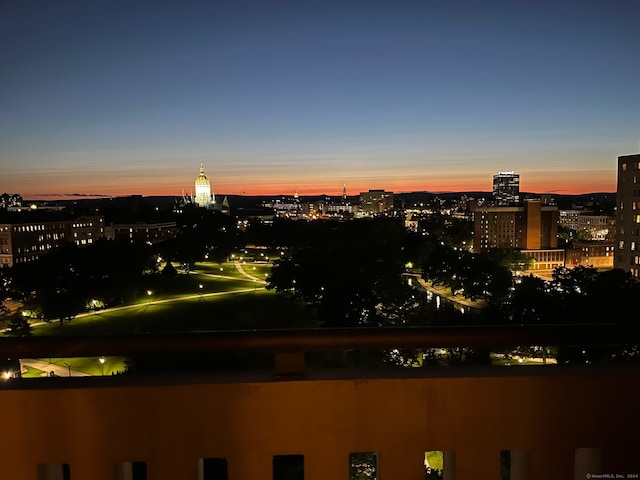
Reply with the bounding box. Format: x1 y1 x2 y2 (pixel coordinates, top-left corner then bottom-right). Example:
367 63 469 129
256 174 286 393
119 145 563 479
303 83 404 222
1 365 639 480
1 326 639 480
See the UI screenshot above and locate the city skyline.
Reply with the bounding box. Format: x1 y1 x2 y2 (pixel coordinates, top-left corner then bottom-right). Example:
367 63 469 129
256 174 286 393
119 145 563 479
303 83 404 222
1 0 639 200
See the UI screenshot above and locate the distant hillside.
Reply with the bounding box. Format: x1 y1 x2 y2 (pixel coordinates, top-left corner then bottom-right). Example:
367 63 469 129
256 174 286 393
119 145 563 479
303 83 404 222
23 191 617 217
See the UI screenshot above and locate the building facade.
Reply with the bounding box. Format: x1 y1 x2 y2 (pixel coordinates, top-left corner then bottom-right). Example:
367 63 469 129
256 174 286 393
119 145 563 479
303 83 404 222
360 189 394 214
559 210 615 241
105 222 179 245
0 215 105 268
473 200 559 251
473 200 562 274
492 171 520 206
615 153 640 277
565 239 615 269
194 163 214 208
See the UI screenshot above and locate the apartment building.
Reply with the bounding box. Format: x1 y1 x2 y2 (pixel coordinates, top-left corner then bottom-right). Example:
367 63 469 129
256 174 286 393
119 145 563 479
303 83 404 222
0 215 105 268
559 210 615 241
615 153 640 277
473 200 563 275
105 222 179 245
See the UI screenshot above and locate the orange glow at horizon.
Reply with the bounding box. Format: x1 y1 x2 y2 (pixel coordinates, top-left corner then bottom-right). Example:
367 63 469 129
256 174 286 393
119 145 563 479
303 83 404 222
19 174 617 201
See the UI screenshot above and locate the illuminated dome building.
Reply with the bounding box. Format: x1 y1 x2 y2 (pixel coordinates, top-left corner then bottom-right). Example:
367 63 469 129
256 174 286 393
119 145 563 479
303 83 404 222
194 163 214 208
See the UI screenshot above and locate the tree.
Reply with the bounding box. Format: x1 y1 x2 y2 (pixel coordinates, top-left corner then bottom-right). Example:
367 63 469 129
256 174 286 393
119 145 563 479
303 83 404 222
267 218 426 328
3 311 32 337
505 274 555 325
484 247 534 273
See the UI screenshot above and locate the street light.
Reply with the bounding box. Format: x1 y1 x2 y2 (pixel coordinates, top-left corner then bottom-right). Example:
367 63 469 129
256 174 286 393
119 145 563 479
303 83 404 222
147 290 152 304
99 357 105 376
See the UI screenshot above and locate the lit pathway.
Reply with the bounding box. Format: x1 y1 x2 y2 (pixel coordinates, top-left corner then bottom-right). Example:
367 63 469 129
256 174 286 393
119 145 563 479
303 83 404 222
233 260 267 284
19 359 90 377
3 263 272 376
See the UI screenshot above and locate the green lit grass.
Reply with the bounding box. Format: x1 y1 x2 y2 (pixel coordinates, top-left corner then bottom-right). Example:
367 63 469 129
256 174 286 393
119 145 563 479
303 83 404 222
25 259 316 374
491 357 553 366
21 365 46 378
425 451 443 471
32 289 318 336
44 356 127 376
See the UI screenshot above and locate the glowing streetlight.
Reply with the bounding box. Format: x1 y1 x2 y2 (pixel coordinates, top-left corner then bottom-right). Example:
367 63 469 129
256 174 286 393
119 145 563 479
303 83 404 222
99 357 105 376
147 290 152 304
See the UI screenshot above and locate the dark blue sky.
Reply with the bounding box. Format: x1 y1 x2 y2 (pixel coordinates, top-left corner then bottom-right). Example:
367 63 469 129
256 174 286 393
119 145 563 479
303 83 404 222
1 0 639 198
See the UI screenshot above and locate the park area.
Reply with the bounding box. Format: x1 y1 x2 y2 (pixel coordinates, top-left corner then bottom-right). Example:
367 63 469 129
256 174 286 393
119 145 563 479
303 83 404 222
6 250 320 377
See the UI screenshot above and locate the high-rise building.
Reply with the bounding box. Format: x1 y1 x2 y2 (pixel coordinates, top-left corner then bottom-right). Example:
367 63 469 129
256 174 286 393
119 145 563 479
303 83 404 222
492 171 520 205
360 189 393 214
615 153 640 277
194 163 214 208
473 200 563 274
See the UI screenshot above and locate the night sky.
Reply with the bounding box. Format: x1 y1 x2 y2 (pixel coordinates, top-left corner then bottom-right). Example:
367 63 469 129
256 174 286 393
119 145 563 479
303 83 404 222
1 0 639 199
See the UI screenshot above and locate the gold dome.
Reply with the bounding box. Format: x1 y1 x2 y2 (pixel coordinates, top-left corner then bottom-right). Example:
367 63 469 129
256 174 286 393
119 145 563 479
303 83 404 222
195 163 209 184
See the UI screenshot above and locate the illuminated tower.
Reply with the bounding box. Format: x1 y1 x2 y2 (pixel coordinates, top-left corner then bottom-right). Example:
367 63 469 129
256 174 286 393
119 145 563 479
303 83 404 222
342 184 347 202
492 171 520 205
194 163 214 208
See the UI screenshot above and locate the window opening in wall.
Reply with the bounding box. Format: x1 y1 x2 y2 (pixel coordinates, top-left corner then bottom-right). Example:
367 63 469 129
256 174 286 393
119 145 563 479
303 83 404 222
37 463 71 480
115 461 147 480
273 454 304 480
350 452 377 480
424 450 444 478
500 450 531 480
199 457 228 480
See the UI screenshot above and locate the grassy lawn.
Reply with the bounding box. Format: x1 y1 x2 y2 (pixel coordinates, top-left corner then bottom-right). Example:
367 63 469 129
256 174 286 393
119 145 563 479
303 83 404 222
425 451 443 471
45 356 127 375
11 258 313 374
32 289 319 336
21 365 47 378
491 357 556 366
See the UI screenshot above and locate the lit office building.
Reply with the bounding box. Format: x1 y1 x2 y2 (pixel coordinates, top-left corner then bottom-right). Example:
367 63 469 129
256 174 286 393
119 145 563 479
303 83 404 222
360 189 394 214
492 171 520 205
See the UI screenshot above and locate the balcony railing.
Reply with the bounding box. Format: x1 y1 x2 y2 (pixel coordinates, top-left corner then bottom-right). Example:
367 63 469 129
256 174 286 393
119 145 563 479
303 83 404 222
1 325 639 480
